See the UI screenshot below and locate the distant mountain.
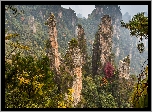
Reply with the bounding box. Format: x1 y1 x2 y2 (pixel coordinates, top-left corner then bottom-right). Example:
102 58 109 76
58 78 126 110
122 12 131 23
77 13 83 18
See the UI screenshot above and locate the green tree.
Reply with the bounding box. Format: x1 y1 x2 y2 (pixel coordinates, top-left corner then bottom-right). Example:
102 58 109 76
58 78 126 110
81 75 100 108
120 12 148 53
121 12 148 108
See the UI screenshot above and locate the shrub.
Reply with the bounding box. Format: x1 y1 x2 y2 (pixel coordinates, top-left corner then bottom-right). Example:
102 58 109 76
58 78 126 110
104 62 114 79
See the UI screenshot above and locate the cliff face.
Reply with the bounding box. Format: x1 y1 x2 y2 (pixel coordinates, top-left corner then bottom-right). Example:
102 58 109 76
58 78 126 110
92 15 113 76
53 6 78 53
99 15 113 67
71 47 82 106
93 5 122 18
54 6 78 28
24 5 78 54
46 12 83 106
88 5 122 33
80 5 122 57
64 38 83 106
118 55 130 79
76 25 87 65
46 13 60 72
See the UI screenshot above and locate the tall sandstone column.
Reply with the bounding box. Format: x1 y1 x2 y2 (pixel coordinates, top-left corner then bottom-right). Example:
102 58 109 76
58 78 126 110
46 13 60 72
64 39 83 106
92 15 113 76
76 25 87 65
71 47 82 106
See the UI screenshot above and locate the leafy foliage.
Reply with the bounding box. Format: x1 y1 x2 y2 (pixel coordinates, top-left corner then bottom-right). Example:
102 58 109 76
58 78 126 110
131 66 148 108
81 75 100 108
121 12 148 39
121 12 148 108
57 89 74 108
121 12 148 53
68 38 78 49
5 54 60 108
104 62 114 79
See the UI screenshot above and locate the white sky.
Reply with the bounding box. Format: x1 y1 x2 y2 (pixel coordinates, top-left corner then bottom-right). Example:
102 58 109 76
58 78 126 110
61 5 148 18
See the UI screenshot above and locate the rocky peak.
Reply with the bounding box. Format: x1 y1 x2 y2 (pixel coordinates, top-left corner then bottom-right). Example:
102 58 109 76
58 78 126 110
100 15 112 36
87 5 122 59
92 15 113 76
76 24 87 65
122 12 131 23
93 5 122 23
46 12 60 72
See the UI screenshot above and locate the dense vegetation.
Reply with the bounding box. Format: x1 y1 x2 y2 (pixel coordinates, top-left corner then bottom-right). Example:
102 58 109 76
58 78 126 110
5 5 148 108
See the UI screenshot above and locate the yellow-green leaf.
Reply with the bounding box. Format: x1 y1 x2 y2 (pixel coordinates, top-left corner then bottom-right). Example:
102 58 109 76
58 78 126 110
38 89 43 95
5 33 19 40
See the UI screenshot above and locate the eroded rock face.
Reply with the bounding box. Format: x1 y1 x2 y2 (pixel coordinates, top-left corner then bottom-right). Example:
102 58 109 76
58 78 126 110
99 15 113 73
92 15 113 76
47 13 60 72
70 47 82 106
58 10 62 18
118 55 130 79
64 39 83 106
28 16 36 33
64 25 87 106
77 26 85 37
61 7 78 34
90 5 122 60
76 25 87 65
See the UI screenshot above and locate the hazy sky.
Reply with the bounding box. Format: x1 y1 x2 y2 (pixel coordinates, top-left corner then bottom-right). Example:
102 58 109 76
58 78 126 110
61 5 148 18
